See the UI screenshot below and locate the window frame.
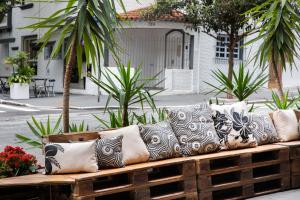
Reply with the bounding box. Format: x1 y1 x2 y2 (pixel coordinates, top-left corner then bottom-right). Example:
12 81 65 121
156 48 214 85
215 35 243 60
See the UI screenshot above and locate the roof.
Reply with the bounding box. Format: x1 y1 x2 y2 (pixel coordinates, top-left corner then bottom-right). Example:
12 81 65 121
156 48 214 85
118 7 186 23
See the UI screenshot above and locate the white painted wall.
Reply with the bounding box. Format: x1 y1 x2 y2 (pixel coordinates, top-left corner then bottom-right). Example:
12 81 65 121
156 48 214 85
1 0 300 97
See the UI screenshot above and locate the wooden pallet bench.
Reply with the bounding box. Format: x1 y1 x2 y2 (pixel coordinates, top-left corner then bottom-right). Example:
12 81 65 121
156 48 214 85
277 141 300 189
192 144 290 200
0 144 295 200
0 157 198 200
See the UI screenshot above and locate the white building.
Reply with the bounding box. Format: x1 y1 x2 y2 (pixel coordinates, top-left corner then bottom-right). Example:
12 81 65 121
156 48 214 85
0 0 299 96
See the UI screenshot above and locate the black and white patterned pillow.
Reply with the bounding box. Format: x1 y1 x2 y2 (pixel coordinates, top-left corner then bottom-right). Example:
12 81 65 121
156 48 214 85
95 135 124 168
139 121 181 161
213 109 257 150
248 113 279 145
168 104 220 156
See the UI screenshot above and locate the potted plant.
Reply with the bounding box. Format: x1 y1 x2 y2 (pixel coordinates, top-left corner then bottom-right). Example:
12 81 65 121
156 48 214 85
5 51 35 99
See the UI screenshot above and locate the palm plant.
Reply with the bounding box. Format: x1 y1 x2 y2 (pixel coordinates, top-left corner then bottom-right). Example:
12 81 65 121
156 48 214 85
246 0 300 100
25 0 125 132
266 91 299 110
16 115 62 149
69 121 89 132
89 62 163 127
205 63 268 101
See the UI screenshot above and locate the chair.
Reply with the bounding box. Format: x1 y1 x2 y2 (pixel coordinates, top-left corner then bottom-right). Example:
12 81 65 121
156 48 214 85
0 78 9 94
37 79 48 98
46 79 55 97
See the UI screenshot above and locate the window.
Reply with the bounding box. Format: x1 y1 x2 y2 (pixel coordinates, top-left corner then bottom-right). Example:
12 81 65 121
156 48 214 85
216 35 243 60
44 41 62 60
22 35 38 75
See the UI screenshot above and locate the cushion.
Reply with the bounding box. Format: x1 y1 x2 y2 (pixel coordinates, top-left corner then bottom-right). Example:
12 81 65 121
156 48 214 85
95 135 124 168
168 104 220 156
248 113 279 145
139 121 181 161
213 109 257 150
99 125 150 165
272 110 299 142
45 141 98 174
211 101 248 116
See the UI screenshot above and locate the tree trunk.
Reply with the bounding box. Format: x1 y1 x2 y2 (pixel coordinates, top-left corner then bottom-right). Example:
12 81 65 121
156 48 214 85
122 104 129 127
270 53 284 100
227 38 235 99
63 37 77 133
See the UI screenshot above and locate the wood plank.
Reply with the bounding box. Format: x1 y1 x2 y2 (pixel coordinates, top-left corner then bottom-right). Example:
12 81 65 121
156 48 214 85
43 131 100 143
0 173 75 187
151 191 186 200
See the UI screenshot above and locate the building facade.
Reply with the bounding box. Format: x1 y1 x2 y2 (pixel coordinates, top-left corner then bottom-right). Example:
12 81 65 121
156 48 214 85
0 0 299 97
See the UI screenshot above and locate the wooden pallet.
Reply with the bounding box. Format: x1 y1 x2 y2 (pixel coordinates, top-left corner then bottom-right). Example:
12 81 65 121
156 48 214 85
277 141 300 189
193 144 290 200
70 158 198 200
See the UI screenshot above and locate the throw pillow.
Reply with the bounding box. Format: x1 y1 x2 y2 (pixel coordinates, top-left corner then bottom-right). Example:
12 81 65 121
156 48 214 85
248 113 279 145
167 104 220 156
139 121 181 161
45 141 98 174
272 110 299 142
95 135 124 168
213 109 257 150
211 101 248 117
99 125 150 165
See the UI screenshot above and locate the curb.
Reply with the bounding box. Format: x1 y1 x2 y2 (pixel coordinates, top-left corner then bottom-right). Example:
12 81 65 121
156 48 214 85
0 99 59 110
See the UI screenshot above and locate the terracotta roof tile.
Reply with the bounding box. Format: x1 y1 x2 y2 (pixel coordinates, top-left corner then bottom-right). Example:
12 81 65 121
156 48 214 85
119 6 186 23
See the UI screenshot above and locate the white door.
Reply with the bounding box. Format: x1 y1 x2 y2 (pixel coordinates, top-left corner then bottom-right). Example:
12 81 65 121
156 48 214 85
166 31 184 69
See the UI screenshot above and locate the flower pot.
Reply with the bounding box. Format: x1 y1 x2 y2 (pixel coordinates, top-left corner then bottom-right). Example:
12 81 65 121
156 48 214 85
10 83 30 100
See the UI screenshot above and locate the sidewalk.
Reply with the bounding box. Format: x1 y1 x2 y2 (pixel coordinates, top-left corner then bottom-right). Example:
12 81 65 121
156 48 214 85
0 88 299 109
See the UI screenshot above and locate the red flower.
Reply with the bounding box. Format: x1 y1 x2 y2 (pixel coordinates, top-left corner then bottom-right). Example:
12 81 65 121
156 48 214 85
0 146 38 178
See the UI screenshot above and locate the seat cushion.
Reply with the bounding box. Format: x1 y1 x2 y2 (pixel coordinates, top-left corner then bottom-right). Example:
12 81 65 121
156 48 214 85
168 104 220 156
272 110 299 142
213 109 257 150
44 141 98 174
95 136 124 168
248 113 279 145
99 125 150 165
139 121 182 161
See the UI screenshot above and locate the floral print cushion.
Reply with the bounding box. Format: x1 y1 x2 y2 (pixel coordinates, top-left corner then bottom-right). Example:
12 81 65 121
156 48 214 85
45 141 98 174
168 104 220 156
213 109 258 150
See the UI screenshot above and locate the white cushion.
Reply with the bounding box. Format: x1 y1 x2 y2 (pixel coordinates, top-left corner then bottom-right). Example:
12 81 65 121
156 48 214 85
44 141 98 174
210 101 248 116
99 125 150 165
273 110 299 142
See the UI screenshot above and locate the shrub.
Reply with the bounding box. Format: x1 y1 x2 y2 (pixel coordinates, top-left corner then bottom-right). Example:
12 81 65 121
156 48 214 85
0 146 38 178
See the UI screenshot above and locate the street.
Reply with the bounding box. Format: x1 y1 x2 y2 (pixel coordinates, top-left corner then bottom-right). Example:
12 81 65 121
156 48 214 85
0 104 106 161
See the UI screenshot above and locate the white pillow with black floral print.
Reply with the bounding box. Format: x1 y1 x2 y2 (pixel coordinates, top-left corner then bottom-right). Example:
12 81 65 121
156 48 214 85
211 101 248 117
213 109 257 150
44 141 98 174
273 110 299 142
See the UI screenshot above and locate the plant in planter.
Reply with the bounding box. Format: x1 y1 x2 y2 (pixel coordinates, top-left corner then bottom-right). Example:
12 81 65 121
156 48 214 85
0 146 38 178
5 51 35 100
16 115 62 149
266 91 300 110
89 61 163 127
205 63 268 101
